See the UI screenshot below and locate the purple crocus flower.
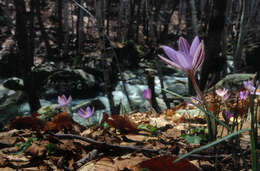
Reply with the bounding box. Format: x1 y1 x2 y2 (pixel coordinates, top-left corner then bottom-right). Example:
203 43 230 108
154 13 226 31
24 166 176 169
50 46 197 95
222 110 234 122
243 80 256 94
239 91 248 101
158 36 205 76
143 88 152 101
78 106 95 119
215 88 228 98
58 95 72 107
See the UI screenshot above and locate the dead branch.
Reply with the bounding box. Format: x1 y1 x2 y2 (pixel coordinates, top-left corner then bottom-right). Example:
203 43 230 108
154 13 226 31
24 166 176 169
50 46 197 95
50 132 159 154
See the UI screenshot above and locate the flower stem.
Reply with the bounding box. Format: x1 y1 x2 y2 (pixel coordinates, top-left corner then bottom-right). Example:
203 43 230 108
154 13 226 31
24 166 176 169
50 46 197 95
189 73 214 141
189 74 203 99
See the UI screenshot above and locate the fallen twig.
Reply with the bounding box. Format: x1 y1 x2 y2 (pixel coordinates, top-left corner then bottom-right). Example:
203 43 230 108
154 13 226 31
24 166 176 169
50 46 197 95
49 133 159 154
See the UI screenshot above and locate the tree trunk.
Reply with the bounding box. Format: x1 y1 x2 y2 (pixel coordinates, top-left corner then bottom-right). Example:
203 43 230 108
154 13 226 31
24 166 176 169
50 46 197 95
200 0 228 91
77 0 84 55
14 0 41 113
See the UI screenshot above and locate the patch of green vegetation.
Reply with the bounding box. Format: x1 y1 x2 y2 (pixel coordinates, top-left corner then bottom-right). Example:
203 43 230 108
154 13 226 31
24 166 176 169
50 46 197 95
138 124 158 133
13 137 38 155
181 127 208 144
45 143 59 155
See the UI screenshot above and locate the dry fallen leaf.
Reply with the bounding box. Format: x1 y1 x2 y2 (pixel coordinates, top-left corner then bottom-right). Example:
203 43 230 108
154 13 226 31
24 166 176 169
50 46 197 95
104 113 139 133
133 155 200 171
44 112 72 131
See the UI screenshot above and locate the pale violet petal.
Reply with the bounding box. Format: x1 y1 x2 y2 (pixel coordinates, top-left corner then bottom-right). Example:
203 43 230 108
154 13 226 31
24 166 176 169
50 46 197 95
158 55 183 70
190 36 200 57
162 46 181 65
178 37 190 56
175 52 192 70
192 43 205 73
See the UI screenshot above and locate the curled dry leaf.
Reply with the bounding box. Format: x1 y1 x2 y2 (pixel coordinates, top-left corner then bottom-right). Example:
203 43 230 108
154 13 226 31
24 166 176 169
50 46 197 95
103 113 139 133
44 112 72 131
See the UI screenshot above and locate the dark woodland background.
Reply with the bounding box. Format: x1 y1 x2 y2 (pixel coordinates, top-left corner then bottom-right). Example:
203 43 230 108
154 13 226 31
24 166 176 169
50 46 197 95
0 0 260 114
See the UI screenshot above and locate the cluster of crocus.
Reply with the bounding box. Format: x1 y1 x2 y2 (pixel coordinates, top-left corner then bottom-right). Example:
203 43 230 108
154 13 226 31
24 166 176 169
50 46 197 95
58 94 94 121
58 95 72 107
215 88 230 101
78 106 95 120
158 36 205 98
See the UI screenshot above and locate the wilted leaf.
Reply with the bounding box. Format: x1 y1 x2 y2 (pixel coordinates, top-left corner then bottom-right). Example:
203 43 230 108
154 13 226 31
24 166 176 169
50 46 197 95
104 113 139 133
134 155 200 171
7 116 43 130
44 112 72 131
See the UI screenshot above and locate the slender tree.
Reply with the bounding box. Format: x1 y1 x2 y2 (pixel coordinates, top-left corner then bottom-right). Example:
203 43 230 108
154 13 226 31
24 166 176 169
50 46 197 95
14 0 41 113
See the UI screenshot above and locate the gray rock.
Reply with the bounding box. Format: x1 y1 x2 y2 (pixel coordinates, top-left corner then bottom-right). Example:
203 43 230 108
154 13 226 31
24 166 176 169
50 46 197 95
3 77 24 91
0 88 25 124
32 62 57 87
43 69 99 99
209 73 255 91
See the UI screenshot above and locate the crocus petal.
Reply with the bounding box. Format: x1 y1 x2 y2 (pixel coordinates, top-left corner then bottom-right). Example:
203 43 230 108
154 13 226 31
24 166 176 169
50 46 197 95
58 95 66 106
143 88 151 100
192 42 205 73
67 96 72 104
216 88 228 97
158 55 182 70
178 37 190 56
161 46 182 65
79 108 85 114
243 80 255 92
175 51 192 70
78 109 85 117
79 113 89 118
240 91 248 100
58 96 62 104
190 36 200 57
87 107 92 115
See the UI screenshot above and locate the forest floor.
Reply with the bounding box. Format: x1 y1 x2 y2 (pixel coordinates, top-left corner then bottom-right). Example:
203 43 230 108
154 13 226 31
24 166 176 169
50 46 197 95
0 92 260 171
